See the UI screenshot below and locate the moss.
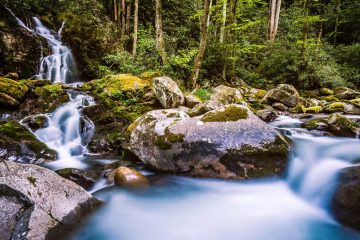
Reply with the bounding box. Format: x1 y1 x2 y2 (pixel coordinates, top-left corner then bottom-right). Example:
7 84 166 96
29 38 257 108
290 105 306 113
321 95 339 102
27 176 36 187
201 105 248 122
139 71 161 81
0 77 28 100
34 84 64 97
305 106 322 113
323 102 345 113
155 128 185 150
320 88 334 96
254 89 267 99
302 118 328 130
0 92 20 108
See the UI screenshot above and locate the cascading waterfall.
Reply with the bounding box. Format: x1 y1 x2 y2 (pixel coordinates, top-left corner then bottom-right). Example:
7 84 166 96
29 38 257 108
10 12 95 168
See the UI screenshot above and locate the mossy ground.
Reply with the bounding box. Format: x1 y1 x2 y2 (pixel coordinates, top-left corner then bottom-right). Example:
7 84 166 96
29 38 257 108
201 105 249 122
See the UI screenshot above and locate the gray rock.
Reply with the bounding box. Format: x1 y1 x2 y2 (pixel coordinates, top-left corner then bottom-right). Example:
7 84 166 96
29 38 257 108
0 161 101 240
335 87 360 100
210 85 243 104
263 84 301 108
152 76 184 108
128 104 290 179
188 100 224 117
184 94 202 108
272 102 287 111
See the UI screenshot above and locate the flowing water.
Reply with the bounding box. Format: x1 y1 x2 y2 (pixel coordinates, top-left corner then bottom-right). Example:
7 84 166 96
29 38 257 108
10 11 360 240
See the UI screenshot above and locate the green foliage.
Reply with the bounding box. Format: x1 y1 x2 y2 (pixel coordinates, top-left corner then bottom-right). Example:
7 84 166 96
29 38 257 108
194 88 212 101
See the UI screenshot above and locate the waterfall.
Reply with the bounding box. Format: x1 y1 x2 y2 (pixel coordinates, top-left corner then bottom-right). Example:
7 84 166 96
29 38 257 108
9 12 95 169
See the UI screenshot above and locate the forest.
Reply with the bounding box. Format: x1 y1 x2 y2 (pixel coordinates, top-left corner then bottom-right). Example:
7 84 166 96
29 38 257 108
1 0 360 240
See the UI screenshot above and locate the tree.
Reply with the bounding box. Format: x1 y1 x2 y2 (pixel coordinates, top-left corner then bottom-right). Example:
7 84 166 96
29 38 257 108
268 0 281 42
220 0 227 43
190 0 212 89
155 0 166 64
132 0 139 57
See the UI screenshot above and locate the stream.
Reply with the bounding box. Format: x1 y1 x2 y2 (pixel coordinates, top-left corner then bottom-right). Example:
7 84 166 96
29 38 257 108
12 14 360 240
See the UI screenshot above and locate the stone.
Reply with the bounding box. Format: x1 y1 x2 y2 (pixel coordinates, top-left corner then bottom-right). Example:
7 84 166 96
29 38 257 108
0 77 28 101
185 93 202 108
272 102 287 111
334 87 360 100
3 72 18 80
56 168 101 190
255 109 280 122
305 106 322 113
320 88 334 96
21 115 49 132
327 113 360 138
152 76 184 109
0 92 20 109
113 166 149 188
210 85 243 104
188 100 224 117
331 166 360 231
0 161 101 240
263 84 300 107
128 104 290 179
0 120 56 164
323 102 346 113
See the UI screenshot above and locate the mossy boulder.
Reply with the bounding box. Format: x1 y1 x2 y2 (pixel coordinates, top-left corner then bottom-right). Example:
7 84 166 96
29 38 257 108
0 120 56 163
254 89 267 99
323 102 346 113
56 168 101 190
327 113 360 138
320 88 334 96
334 87 360 100
272 102 287 111
152 76 184 109
0 92 20 109
263 84 301 108
305 106 322 113
0 77 28 101
128 104 290 179
139 71 161 81
302 118 329 131
21 115 48 132
321 95 339 102
290 105 306 113
188 100 224 117
210 85 243 104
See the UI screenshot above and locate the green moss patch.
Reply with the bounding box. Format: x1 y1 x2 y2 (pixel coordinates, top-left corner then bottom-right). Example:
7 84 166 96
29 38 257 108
201 105 249 122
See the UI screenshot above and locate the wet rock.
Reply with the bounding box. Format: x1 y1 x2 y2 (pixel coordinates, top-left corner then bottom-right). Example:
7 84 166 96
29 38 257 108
210 85 243 104
3 72 18 80
320 88 334 96
305 106 322 113
128 104 290 179
152 76 184 108
263 84 301 107
322 102 346 113
331 166 360 231
327 113 360 138
21 115 48 132
25 79 52 88
0 161 101 240
184 93 202 108
0 120 56 163
302 118 329 131
335 87 360 100
272 102 287 111
113 166 149 188
56 168 100 190
255 109 280 122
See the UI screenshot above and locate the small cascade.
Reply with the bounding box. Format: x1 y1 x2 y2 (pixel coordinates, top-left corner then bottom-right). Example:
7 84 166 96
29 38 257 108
33 92 95 169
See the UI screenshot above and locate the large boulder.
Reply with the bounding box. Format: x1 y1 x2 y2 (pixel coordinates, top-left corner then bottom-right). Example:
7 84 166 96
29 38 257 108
152 76 184 109
334 87 360 100
263 84 301 107
128 104 290 179
0 161 101 240
331 166 360 231
210 85 243 104
0 120 56 163
327 113 360 138
0 77 28 109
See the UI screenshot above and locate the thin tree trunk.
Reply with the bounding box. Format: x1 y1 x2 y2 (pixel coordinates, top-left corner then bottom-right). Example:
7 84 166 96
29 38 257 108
133 0 139 57
220 0 227 43
273 0 281 40
155 0 166 64
113 0 118 22
190 0 211 89
334 0 341 44
121 0 126 41
126 3 131 35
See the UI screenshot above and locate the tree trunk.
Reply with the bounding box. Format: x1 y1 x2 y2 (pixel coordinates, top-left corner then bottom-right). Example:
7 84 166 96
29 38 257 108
133 0 139 57
155 0 166 64
269 0 281 42
121 0 126 41
190 0 211 89
113 0 118 22
334 0 341 44
220 0 227 43
126 3 131 35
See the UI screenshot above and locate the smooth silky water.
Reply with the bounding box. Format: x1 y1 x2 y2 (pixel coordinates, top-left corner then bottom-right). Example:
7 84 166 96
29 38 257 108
10 12 360 240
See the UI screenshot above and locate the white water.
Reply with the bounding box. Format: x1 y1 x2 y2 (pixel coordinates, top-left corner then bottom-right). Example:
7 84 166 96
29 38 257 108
8 9 76 83
75 116 360 240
